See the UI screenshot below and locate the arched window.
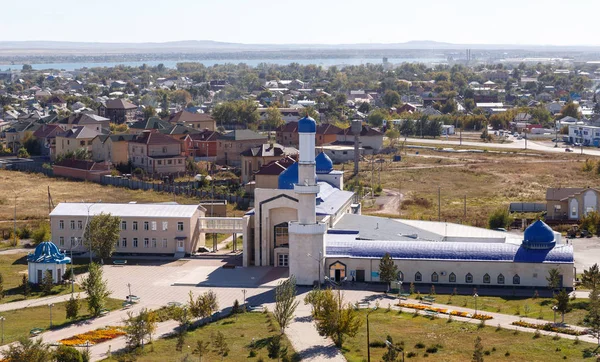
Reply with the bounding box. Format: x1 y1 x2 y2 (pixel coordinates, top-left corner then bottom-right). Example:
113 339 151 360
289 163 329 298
431 272 439 283
465 273 473 283
397 271 404 281
415 272 422 282
449 272 456 283
513 274 520 285
274 222 289 247
497 274 505 284
483 274 491 284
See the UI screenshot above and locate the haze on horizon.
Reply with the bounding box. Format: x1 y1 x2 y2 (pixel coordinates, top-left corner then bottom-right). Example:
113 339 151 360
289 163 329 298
1 0 598 47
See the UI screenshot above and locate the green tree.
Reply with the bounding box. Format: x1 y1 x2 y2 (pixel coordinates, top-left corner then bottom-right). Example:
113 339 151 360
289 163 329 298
383 90 401 107
488 208 513 229
546 268 561 294
399 119 415 137
379 253 398 291
367 108 389 127
31 222 51 245
1 338 51 362
53 345 83 362
267 335 287 361
382 335 401 362
560 102 581 119
142 106 156 120
426 119 442 138
41 270 53 295
22 132 40 156
304 288 362 348
264 106 284 135
21 275 30 299
124 308 158 350
555 289 569 324
585 286 600 345
189 290 219 321
582 263 600 290
84 213 121 264
81 262 111 317
65 296 80 320
274 275 300 334
22 64 33 72
385 128 400 147
358 102 371 114
192 340 210 362
212 331 230 361
472 336 484 362
17 147 30 158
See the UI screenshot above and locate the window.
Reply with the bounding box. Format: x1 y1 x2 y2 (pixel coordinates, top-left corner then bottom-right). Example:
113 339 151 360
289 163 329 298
178 159 182 164
152 238 157 248
483 273 491 284
78 238 83 246
274 222 289 247
431 272 439 283
70 220 75 230
59 236 64 246
162 221 168 231
465 273 473 283
122 238 127 248
144 238 149 248
177 222 184 231
497 274 505 284
572 207 577 216
70 237 75 246
162 146 167 153
59 220 64 229
278 254 289 267
158 160 162 165
513 274 520 285
77 220 83 230
133 238 138 248
121 221 127 230
397 271 404 281
415 272 422 282
449 272 456 283
162 238 168 248
133 221 138 230
168 160 172 165
144 221 149 231
151 221 157 231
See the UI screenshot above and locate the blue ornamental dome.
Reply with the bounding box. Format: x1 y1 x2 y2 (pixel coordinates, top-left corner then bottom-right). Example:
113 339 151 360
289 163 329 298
315 152 333 174
278 162 299 189
27 241 71 264
522 220 556 250
298 116 316 133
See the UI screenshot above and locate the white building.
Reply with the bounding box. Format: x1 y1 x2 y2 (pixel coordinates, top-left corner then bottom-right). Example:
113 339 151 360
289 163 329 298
27 241 71 284
568 125 600 146
243 116 575 291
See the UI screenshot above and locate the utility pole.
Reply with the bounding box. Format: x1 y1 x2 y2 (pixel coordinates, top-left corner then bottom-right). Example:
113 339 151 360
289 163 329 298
464 195 467 223
438 186 441 221
398 178 401 217
13 194 17 247
460 127 462 146
370 157 374 198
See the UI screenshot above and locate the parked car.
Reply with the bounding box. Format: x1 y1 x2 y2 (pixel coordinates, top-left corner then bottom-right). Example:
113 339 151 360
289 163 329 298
565 148 573 152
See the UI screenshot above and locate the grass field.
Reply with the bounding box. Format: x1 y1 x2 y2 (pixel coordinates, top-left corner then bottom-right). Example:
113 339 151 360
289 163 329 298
103 312 298 362
342 309 597 362
0 298 123 344
347 148 600 226
0 252 90 304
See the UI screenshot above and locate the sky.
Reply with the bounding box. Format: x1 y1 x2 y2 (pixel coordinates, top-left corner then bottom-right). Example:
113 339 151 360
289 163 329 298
1 0 598 46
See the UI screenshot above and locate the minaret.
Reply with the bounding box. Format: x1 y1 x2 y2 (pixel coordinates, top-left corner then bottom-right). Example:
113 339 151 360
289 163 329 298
288 116 327 286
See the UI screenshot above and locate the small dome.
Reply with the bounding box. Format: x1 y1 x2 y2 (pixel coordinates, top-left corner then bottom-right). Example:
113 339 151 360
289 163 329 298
523 220 556 250
315 152 333 174
298 116 316 133
278 163 298 189
27 241 71 264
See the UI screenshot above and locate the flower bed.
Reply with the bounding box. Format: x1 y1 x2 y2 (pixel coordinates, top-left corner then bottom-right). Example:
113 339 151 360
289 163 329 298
59 326 126 346
398 302 493 320
511 320 585 336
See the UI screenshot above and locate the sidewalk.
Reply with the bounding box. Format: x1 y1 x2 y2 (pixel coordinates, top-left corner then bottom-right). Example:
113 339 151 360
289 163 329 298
0 291 87 312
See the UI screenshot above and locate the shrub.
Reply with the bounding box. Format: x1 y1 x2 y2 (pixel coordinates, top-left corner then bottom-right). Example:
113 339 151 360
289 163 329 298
484 350 491 356
533 329 541 339
415 342 425 349
425 346 438 353
17 225 32 239
488 208 513 229
505 351 510 356
369 341 386 348
407 351 417 358
248 350 257 357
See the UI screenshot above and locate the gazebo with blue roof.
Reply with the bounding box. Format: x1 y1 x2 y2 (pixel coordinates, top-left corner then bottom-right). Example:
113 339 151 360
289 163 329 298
27 240 71 284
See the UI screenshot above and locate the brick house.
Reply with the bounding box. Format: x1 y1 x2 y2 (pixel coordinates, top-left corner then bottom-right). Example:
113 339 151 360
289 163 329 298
240 143 298 183
182 130 221 158
253 156 296 189
98 99 137 124
276 121 342 147
166 110 216 131
216 129 267 167
91 134 137 165
55 126 105 158
128 130 186 174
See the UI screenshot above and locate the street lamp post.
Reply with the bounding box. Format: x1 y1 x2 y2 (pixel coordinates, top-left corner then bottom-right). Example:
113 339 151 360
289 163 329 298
70 238 76 295
84 201 101 263
127 283 133 299
242 289 247 311
552 305 558 324
473 293 479 317
366 307 377 362
48 303 54 328
307 252 324 289
0 316 5 344
385 339 405 362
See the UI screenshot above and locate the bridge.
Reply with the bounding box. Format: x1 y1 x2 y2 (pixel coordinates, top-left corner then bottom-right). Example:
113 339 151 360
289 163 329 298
198 217 246 253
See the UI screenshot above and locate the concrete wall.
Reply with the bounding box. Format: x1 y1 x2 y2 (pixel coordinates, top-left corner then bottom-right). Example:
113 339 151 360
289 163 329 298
255 174 279 189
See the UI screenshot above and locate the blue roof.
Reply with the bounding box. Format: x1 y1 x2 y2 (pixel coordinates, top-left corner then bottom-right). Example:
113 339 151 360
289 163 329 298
524 220 554 243
298 116 316 133
278 162 298 189
27 241 71 264
315 152 333 174
326 240 573 263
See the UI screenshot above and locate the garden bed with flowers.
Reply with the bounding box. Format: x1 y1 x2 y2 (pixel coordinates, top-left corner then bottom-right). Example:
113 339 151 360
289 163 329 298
398 302 493 320
511 320 585 336
59 326 126 346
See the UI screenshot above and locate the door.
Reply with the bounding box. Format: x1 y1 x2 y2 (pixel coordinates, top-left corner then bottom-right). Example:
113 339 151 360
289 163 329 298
177 240 184 252
356 270 365 282
335 269 341 282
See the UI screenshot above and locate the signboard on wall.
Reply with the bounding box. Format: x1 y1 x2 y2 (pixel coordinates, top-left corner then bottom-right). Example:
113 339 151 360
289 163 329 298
371 271 380 278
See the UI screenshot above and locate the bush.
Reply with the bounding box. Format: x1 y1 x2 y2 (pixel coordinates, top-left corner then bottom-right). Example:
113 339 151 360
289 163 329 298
415 342 425 349
407 351 417 358
425 346 438 353
533 329 541 339
488 208 513 229
32 222 51 245
17 225 32 239
505 351 510 357
369 341 387 348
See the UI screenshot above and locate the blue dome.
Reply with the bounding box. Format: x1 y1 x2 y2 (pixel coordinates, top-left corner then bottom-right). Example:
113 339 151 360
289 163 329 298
315 152 333 174
27 241 71 264
523 220 556 250
278 162 298 189
298 116 316 133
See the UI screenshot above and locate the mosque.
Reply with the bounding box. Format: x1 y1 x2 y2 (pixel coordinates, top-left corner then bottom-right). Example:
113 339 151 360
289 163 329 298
242 116 575 291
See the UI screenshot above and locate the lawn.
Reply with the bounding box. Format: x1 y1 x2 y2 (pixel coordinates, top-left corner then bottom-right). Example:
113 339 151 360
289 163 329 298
342 309 597 362
0 298 123 344
103 312 298 362
0 252 90 304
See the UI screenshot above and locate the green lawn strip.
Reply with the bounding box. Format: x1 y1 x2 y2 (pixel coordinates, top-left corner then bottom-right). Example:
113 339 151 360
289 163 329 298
342 310 596 362
103 312 298 362
0 253 89 304
0 298 123 344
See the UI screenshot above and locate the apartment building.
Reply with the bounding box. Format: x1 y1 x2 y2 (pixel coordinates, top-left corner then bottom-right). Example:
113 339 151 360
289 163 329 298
49 202 206 257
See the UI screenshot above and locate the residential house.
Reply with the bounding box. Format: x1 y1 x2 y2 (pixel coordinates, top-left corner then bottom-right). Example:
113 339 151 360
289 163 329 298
32 124 66 159
216 129 267 167
514 113 533 122
258 108 302 124
240 143 298 183
335 124 384 153
98 99 137 124
128 117 172 135
55 126 104 158
49 202 205 257
568 124 600 146
275 122 342 147
52 159 112 182
546 187 600 222
182 130 221 158
165 110 216 131
128 130 186 174
47 95 67 108
91 134 137 165
253 156 296 189
58 113 110 132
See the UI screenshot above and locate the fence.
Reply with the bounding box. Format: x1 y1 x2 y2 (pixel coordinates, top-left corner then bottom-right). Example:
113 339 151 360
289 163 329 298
7 161 53 176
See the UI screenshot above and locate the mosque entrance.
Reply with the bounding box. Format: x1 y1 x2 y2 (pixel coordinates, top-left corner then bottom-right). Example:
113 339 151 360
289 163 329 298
329 261 346 282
